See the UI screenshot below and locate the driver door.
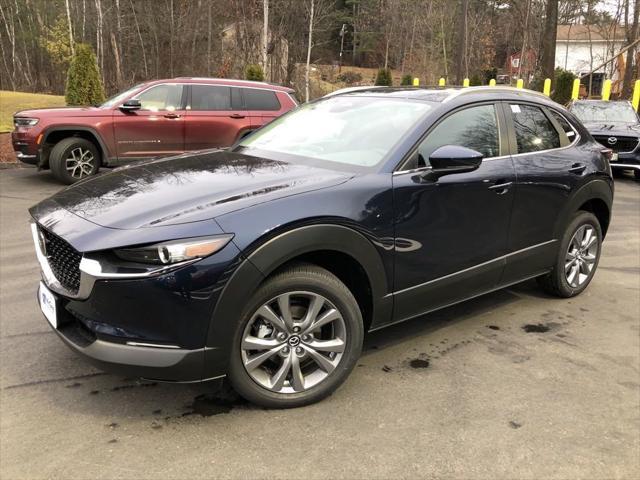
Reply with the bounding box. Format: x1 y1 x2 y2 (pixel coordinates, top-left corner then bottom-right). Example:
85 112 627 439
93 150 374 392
113 83 186 160
391 103 516 322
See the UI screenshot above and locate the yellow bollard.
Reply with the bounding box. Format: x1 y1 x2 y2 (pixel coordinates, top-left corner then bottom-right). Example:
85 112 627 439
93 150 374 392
413 77 419 86
516 78 524 89
438 77 445 87
489 79 496 87
571 78 580 100
602 79 612 101
463 78 470 87
543 78 551 96
632 80 640 111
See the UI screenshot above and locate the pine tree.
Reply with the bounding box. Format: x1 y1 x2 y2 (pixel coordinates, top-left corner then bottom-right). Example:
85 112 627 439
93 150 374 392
65 43 105 106
245 64 265 81
375 68 392 86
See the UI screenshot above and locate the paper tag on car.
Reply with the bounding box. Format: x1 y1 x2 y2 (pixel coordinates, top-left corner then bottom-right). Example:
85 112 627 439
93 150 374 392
510 105 521 113
39 282 57 328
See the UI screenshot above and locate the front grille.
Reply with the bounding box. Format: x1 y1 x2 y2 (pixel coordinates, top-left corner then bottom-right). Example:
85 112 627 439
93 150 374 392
593 135 639 153
40 227 82 294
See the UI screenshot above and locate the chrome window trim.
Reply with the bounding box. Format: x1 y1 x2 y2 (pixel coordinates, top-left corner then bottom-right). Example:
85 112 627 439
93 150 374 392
392 154 510 176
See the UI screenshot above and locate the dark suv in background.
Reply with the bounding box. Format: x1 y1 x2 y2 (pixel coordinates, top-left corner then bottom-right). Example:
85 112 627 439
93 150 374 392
568 100 640 179
12 78 297 183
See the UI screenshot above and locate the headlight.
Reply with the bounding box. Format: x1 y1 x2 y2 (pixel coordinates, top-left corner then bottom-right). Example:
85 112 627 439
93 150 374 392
14 117 39 127
113 235 234 265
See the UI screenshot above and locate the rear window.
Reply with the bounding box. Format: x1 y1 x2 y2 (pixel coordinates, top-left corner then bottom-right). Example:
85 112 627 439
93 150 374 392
243 88 281 111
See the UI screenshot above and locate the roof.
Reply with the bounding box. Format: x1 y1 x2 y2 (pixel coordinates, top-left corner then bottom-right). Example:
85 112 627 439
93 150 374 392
329 86 549 103
149 77 295 93
556 24 627 42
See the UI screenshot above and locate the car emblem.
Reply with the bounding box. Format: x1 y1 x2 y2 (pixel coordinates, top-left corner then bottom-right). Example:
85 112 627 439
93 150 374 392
288 336 301 347
607 137 617 145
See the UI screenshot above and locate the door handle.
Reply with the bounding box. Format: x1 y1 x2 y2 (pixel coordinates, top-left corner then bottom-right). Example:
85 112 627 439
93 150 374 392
568 163 586 174
229 114 245 119
163 113 181 119
487 180 513 194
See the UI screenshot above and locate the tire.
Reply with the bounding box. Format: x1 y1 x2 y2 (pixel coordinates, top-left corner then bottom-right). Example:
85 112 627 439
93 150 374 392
537 211 602 298
634 170 640 181
49 137 100 184
227 263 364 408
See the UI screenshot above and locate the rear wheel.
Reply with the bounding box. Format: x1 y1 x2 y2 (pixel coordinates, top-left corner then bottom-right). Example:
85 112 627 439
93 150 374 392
49 137 100 184
227 263 363 408
537 211 602 298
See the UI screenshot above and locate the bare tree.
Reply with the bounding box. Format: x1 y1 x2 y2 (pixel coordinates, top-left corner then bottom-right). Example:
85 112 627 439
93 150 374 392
541 0 559 80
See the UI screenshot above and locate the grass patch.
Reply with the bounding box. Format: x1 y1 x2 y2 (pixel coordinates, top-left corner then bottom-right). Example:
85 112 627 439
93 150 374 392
0 90 65 133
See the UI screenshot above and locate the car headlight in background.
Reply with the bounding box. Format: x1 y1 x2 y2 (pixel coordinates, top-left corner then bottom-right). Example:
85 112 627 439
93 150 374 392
14 117 39 127
114 235 234 265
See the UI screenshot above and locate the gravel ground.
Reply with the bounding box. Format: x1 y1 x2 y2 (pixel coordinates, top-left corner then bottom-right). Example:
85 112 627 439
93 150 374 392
1 167 639 480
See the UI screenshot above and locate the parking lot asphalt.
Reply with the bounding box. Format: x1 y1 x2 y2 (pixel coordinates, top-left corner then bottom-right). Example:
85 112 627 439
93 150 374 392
0 166 638 480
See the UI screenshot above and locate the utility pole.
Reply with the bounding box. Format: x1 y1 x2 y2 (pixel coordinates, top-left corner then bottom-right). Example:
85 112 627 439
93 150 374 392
263 0 269 81
339 24 346 73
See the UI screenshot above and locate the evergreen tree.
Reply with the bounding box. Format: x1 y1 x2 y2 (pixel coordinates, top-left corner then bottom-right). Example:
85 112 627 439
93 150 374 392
401 74 413 86
65 43 105 106
245 64 265 81
375 68 392 86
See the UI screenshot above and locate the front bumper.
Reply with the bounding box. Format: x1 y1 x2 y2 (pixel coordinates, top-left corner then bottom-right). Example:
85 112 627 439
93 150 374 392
29 209 241 382
11 130 40 165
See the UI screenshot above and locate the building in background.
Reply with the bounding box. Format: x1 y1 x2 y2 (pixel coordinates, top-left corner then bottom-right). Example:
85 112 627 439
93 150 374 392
555 24 627 96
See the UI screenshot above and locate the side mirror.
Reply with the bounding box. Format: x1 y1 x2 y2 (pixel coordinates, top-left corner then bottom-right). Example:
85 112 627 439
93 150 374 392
120 99 141 112
421 145 483 180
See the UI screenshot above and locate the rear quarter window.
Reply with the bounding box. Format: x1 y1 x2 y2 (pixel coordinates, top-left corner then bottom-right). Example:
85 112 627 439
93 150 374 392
243 88 281 111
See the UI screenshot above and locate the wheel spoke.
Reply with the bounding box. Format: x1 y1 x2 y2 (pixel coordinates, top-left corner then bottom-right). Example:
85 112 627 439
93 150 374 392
303 308 340 334
242 336 281 351
583 235 597 251
581 227 593 248
304 346 336 373
582 253 596 265
277 294 294 331
256 305 287 333
290 354 305 391
565 258 575 273
307 338 345 353
244 346 281 371
269 353 292 391
579 260 591 276
567 263 579 286
300 294 324 330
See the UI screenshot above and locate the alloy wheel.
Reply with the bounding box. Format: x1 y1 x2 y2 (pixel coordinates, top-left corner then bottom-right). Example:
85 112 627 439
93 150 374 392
241 291 347 394
65 147 95 179
565 224 598 288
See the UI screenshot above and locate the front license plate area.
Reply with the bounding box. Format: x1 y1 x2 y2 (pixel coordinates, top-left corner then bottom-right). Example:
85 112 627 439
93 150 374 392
38 282 57 328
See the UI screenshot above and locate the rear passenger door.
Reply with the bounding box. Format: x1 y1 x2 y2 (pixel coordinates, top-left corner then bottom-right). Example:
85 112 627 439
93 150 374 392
184 85 251 150
242 87 283 130
501 102 583 283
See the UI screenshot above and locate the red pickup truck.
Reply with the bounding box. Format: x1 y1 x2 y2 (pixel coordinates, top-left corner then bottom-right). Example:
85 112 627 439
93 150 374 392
12 78 297 183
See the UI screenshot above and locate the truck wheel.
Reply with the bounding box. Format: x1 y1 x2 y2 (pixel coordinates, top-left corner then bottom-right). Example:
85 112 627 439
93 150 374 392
49 137 100 184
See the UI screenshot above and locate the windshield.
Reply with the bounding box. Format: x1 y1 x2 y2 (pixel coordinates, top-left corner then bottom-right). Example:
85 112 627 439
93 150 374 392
100 84 144 108
570 102 639 124
237 96 434 169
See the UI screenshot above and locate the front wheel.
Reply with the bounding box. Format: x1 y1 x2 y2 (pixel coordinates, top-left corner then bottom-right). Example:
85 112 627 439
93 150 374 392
537 211 602 298
227 263 363 408
49 137 100 184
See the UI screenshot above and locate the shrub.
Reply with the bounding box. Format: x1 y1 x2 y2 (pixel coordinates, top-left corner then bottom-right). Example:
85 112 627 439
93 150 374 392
552 68 577 105
401 74 413 86
337 71 362 84
469 74 483 86
65 43 105 106
375 68 392 86
245 64 264 81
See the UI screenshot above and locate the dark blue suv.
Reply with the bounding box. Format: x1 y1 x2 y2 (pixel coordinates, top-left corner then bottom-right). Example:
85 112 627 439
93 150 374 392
31 87 613 408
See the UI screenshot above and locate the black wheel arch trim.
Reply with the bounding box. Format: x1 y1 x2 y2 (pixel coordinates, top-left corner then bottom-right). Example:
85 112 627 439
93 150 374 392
202 224 392 378
42 125 110 166
554 178 613 239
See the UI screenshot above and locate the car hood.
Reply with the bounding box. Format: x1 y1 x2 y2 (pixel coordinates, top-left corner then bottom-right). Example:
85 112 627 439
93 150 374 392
43 150 352 229
582 122 640 136
15 106 109 118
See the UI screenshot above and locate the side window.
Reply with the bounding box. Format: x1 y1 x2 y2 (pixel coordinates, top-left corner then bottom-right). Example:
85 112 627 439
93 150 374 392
510 104 560 153
191 85 231 111
411 104 499 168
135 84 183 112
548 109 576 141
243 88 281 111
